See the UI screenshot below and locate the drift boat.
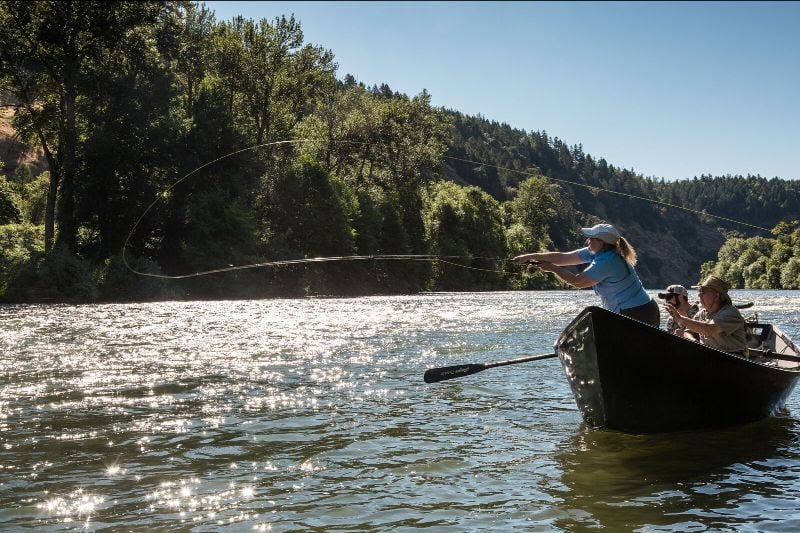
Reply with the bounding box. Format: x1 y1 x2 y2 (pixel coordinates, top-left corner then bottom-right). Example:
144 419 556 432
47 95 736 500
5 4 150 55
556 306 800 433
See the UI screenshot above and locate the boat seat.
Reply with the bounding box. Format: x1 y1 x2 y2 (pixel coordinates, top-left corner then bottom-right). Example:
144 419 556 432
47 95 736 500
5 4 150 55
746 323 772 349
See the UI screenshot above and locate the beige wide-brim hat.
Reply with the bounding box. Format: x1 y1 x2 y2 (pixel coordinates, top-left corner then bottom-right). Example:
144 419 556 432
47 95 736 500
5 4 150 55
692 275 729 294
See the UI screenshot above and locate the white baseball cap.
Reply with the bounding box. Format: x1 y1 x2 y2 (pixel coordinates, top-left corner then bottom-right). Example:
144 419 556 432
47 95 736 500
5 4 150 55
658 284 687 299
581 223 620 245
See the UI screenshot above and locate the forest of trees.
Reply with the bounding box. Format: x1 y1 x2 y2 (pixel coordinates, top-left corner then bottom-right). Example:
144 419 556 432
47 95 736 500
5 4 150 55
1 1 798 303
442 112 800 288
700 221 800 290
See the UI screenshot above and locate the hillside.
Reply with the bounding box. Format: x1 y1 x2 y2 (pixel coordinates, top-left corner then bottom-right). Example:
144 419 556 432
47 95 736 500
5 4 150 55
0 106 46 179
442 110 800 287
4 103 796 289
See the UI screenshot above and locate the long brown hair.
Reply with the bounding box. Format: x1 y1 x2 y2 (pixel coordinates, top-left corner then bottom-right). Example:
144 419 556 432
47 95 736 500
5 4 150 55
617 236 637 266
599 236 638 266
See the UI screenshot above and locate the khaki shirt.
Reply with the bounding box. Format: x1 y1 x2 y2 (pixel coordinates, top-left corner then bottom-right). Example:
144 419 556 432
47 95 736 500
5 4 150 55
694 304 747 353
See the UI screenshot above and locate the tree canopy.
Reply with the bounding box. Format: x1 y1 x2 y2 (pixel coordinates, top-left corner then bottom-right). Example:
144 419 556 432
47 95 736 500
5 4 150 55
1 1 798 302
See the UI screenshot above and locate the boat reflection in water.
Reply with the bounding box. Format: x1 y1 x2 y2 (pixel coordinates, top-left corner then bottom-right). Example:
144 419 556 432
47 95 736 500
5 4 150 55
547 416 800 530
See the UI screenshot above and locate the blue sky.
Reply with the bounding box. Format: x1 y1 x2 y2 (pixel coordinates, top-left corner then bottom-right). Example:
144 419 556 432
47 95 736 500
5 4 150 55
205 1 799 181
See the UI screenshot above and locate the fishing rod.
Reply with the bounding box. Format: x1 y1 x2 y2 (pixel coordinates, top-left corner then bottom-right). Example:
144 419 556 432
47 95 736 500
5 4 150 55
125 254 528 280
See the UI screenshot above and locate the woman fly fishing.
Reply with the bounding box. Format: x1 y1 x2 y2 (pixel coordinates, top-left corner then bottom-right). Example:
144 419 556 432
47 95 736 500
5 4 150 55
513 223 660 327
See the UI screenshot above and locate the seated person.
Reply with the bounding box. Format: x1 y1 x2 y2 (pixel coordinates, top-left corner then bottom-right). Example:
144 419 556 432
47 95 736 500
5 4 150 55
658 284 699 336
663 276 747 354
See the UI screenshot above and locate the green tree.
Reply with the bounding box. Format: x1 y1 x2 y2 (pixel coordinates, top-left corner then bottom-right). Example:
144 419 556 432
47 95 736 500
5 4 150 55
743 256 769 289
295 85 449 194
0 222 43 296
224 14 335 145
702 221 800 289
263 158 354 258
422 181 506 290
76 3 190 261
182 182 261 274
505 175 555 242
295 84 449 290
20 172 49 224
780 258 800 289
0 176 21 224
0 0 165 252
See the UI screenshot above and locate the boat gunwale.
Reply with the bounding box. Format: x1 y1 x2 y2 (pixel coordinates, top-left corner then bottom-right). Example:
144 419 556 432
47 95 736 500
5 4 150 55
556 305 800 374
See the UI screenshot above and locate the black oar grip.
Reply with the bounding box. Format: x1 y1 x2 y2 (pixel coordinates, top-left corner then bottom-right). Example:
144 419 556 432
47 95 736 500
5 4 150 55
423 353 557 384
424 363 485 384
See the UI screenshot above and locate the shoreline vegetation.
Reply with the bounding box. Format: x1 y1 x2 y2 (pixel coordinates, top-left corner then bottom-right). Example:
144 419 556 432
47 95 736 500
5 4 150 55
1 2 799 304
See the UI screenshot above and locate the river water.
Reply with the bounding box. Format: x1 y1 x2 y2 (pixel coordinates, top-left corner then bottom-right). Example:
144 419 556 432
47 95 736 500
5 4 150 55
1 290 800 531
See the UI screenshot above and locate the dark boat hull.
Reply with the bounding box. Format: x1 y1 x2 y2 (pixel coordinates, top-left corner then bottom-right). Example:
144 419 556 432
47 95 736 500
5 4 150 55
555 306 800 433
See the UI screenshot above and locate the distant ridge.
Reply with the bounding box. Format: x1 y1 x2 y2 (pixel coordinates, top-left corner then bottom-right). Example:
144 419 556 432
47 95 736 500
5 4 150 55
440 109 800 286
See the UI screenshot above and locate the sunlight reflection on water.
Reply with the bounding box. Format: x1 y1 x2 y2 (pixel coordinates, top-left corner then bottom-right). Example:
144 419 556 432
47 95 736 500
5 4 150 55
0 290 799 530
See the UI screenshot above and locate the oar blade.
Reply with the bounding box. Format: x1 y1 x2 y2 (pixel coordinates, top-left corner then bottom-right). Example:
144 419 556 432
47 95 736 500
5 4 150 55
423 363 486 384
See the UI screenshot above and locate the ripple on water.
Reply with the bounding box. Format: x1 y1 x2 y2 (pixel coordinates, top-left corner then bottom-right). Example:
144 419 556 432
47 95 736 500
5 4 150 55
1 291 800 530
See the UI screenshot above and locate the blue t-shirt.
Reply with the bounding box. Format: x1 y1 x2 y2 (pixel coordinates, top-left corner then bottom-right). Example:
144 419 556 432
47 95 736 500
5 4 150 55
576 247 651 312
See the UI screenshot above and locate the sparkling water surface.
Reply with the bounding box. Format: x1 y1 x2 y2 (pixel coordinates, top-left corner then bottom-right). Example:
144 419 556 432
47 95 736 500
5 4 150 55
1 290 800 531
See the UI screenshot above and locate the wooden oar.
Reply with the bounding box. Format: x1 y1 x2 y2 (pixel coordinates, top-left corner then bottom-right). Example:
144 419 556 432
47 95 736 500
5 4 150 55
423 353 557 384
